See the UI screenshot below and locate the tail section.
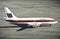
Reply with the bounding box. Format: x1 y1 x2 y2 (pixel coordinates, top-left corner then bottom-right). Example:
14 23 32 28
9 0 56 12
4 7 18 19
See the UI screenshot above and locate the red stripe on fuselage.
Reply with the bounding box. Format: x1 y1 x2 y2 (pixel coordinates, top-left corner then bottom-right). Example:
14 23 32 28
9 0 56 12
6 20 54 22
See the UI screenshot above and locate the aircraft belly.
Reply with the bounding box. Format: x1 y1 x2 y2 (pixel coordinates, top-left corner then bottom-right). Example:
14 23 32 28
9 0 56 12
10 22 29 25
10 22 41 26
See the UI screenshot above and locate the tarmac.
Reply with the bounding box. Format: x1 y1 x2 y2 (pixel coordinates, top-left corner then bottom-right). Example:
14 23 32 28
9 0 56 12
0 0 60 39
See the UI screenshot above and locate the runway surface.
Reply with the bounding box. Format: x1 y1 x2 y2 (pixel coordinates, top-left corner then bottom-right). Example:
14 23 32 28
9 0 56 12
0 0 60 39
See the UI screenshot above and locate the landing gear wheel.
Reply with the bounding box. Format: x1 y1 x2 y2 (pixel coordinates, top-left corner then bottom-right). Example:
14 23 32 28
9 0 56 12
49 24 52 27
29 26 34 28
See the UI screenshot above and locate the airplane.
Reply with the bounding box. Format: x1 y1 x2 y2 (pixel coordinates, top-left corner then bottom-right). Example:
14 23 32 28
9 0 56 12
4 7 58 28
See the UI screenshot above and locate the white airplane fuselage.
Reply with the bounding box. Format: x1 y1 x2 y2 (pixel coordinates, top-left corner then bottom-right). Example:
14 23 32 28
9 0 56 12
4 7 58 27
5 17 58 26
